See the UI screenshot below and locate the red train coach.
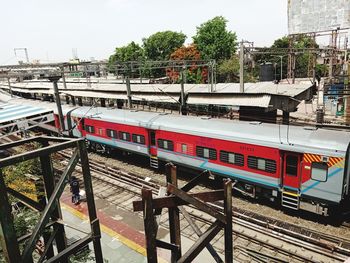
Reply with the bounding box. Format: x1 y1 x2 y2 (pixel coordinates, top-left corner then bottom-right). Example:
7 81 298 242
61 106 350 216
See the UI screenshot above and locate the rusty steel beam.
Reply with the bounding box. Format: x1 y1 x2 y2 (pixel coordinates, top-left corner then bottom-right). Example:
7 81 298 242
177 220 223 263
155 239 179 252
21 149 79 262
179 207 223 263
35 165 55 259
181 170 210 192
135 163 233 263
45 235 93 263
166 164 181 262
0 136 39 150
142 188 158 263
167 184 227 224
0 139 78 168
0 137 103 262
77 140 103 263
224 179 233 263
40 139 67 261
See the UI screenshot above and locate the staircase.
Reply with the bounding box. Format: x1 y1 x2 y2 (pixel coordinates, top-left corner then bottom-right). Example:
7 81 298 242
282 190 300 210
150 156 159 169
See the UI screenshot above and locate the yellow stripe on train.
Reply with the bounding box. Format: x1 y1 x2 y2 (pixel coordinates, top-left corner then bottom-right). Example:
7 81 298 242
303 154 344 168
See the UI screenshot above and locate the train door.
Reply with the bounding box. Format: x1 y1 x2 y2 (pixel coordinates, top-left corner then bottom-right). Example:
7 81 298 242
281 152 302 210
282 153 301 190
148 130 158 168
72 117 83 138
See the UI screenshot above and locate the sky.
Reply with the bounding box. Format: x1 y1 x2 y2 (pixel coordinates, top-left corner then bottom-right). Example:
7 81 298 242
0 0 288 64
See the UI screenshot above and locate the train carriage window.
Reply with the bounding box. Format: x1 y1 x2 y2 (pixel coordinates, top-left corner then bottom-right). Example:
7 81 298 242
196 146 217 160
85 125 95 134
248 156 276 173
311 162 328 182
265 159 277 173
220 151 244 166
228 154 235 164
132 134 145 145
257 159 266 170
158 139 174 151
98 128 103 136
203 148 209 158
286 155 298 176
181 144 187 154
106 129 118 139
119 131 130 141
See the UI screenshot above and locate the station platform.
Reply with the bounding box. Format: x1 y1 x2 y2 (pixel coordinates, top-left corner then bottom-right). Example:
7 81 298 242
60 191 221 262
60 193 158 263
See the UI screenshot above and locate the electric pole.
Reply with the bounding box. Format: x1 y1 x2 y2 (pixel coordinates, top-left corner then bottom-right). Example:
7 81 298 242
180 68 186 115
239 41 244 93
126 76 132 109
48 76 65 133
14 48 29 64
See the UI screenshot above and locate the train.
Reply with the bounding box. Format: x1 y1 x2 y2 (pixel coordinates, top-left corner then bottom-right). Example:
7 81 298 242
1 95 350 216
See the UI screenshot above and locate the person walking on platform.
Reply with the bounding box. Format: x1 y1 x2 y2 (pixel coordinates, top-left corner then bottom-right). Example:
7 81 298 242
70 176 80 205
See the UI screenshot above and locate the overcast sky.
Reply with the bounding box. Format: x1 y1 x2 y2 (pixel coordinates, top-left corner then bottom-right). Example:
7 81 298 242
1 0 288 64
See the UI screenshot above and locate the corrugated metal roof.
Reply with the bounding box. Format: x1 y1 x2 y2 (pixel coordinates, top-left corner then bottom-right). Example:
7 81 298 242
60 90 127 100
2 81 313 97
11 88 54 94
131 94 179 103
0 94 347 156
187 94 271 107
0 103 52 124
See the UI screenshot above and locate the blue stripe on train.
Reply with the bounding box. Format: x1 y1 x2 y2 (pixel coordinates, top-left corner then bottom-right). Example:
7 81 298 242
158 148 343 194
158 148 279 188
86 135 343 195
301 168 342 194
86 134 147 149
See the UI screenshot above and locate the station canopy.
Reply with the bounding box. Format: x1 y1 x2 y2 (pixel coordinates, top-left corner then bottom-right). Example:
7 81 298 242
0 103 53 124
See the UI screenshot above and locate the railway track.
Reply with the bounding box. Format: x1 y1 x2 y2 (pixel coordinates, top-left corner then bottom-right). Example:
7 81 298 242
57 150 350 262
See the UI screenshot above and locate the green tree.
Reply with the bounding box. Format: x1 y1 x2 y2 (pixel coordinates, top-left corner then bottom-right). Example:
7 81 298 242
111 41 144 62
142 31 186 61
108 41 144 72
193 16 237 62
218 55 258 83
217 55 240 82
